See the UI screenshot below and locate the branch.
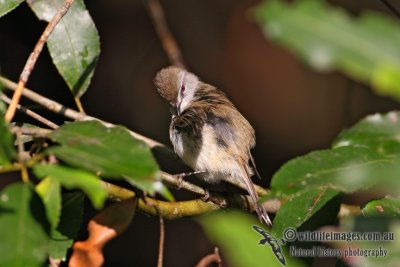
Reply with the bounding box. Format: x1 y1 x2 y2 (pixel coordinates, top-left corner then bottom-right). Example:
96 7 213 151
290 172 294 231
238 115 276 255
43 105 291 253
195 248 222 267
4 0 75 123
146 0 186 68
379 0 400 19
157 214 165 267
1 94 58 129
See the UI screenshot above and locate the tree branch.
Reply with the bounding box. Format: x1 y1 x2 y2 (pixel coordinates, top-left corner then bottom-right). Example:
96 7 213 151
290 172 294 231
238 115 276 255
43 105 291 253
4 0 75 123
1 94 58 129
146 0 186 68
195 248 222 267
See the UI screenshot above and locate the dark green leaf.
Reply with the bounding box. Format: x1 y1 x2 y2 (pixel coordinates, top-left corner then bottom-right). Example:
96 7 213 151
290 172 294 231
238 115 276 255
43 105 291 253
255 0 400 100
271 146 394 196
0 183 49 267
0 0 24 18
33 164 107 209
334 112 400 155
363 197 400 218
0 114 15 165
47 121 164 196
272 187 338 238
200 211 305 267
49 192 84 261
28 0 100 97
36 176 61 230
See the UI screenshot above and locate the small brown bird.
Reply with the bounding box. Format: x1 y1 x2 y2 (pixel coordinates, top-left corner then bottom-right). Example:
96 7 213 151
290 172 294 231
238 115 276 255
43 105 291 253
154 66 272 226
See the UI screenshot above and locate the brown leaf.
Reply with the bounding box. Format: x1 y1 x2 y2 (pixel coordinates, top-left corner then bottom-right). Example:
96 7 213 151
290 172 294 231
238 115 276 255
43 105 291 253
69 198 137 267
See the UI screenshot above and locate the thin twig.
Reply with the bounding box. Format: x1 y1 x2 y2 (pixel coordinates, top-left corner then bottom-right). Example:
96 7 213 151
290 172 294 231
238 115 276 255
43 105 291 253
157 214 165 267
1 94 58 129
11 126 52 137
195 247 222 267
4 0 75 123
379 0 400 19
146 0 186 68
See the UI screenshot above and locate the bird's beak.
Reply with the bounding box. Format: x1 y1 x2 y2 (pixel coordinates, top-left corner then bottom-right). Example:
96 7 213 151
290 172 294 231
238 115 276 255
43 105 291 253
176 101 181 116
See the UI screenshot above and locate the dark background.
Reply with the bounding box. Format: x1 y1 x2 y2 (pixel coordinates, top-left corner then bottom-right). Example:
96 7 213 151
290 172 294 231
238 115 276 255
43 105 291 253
1 0 400 266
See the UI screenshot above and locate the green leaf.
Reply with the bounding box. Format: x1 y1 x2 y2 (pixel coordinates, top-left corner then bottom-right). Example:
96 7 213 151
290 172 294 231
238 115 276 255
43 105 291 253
0 114 15 165
200 211 305 267
0 183 49 267
255 0 400 101
36 176 61 230
28 0 100 97
272 187 338 238
47 121 164 196
49 192 84 261
0 0 24 18
363 197 400 218
271 146 394 196
334 112 400 155
33 164 107 209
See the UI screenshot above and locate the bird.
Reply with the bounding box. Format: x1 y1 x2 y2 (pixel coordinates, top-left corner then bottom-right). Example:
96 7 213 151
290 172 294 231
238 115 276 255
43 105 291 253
154 66 272 226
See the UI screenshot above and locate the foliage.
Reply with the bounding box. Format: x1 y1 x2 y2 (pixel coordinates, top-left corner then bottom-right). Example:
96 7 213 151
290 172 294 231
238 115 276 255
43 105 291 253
1 0 400 266
255 0 400 101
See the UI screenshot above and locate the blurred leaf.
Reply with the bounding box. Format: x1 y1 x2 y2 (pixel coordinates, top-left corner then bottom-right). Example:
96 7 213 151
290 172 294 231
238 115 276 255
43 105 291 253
334 112 400 155
363 197 400 218
272 187 338 238
33 164 107 209
70 198 137 267
47 121 164 196
200 211 305 267
0 183 49 267
36 176 61 230
0 0 24 18
28 0 100 97
255 0 400 100
0 113 15 165
50 192 84 261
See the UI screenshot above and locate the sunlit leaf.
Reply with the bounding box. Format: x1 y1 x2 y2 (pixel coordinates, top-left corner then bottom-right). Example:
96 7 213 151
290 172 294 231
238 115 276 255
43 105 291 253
255 0 400 101
28 0 100 97
363 197 400 218
36 176 61 230
200 211 305 267
334 111 400 155
33 164 107 209
0 183 49 267
47 121 165 196
0 0 24 18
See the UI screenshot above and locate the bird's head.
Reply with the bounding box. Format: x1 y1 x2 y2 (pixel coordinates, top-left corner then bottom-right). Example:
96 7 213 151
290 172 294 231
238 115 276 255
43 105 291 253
154 66 199 115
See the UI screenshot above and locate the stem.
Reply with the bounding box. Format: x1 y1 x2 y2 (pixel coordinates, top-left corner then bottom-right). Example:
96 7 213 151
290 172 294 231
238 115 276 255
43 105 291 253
1 94 58 129
4 0 75 123
146 0 186 68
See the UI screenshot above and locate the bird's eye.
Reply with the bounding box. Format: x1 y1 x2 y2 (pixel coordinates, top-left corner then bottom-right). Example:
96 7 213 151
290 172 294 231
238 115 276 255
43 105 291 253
181 84 186 94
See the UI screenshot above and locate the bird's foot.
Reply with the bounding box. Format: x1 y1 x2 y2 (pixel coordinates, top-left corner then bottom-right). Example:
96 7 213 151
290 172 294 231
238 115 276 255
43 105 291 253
175 170 206 189
201 189 210 202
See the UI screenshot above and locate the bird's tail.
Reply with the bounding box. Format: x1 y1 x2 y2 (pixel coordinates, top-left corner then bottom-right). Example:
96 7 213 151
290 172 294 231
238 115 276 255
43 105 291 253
242 165 272 227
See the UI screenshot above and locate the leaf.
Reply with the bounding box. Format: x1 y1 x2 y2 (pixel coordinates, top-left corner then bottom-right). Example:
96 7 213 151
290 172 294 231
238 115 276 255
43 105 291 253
47 121 164 196
49 192 84 261
0 113 15 165
28 0 100 97
0 0 24 18
200 211 306 267
334 112 400 155
70 198 137 267
36 176 61 230
33 164 107 209
362 196 400 218
0 183 49 267
270 146 395 196
254 0 400 101
272 187 338 238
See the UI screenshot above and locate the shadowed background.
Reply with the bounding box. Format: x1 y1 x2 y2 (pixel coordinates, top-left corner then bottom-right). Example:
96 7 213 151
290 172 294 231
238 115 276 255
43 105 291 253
1 0 399 266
